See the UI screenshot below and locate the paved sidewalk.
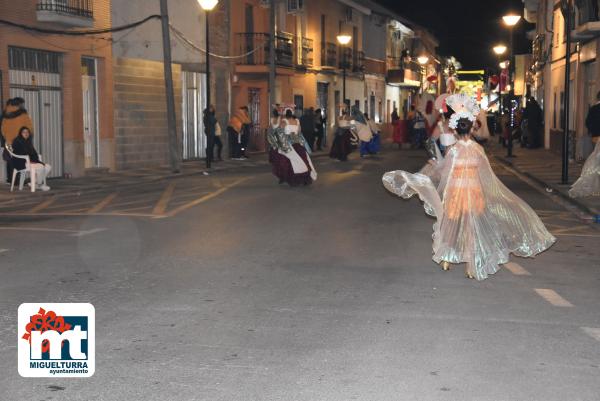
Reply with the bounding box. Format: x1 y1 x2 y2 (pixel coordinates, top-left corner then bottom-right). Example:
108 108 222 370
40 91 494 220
488 140 600 217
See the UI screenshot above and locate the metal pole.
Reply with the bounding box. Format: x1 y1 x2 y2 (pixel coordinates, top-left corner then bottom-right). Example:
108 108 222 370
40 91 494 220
507 26 514 157
342 47 346 110
159 0 180 173
269 0 276 118
205 9 212 169
562 0 572 184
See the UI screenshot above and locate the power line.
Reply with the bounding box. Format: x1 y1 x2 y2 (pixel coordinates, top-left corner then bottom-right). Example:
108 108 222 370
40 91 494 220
0 15 161 36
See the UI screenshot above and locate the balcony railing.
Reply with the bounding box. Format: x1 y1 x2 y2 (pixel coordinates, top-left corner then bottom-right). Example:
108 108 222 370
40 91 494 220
576 0 599 25
321 42 337 68
37 0 93 18
236 32 313 69
299 37 314 68
339 47 353 70
354 50 365 72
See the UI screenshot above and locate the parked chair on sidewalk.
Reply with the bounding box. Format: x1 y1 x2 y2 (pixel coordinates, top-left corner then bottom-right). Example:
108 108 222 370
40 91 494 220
5 145 43 193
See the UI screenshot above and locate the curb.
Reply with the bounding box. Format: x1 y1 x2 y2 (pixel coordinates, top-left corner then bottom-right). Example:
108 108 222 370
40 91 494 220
493 154 599 217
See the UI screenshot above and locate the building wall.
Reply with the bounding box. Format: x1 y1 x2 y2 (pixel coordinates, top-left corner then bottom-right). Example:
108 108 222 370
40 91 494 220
0 0 114 177
113 58 182 169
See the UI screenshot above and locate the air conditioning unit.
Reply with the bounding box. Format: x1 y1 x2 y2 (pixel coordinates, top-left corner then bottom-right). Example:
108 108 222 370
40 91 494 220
287 0 304 13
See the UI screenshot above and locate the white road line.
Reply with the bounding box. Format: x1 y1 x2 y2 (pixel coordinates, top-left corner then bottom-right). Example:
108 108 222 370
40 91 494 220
504 262 531 276
0 249 9 254
534 288 574 307
581 327 600 342
0 226 106 237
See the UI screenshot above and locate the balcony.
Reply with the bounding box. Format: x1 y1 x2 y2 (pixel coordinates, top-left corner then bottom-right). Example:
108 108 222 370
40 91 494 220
532 34 546 70
572 0 600 40
320 42 337 69
339 47 353 71
298 37 314 69
235 32 315 72
353 50 365 73
386 57 421 86
36 0 94 27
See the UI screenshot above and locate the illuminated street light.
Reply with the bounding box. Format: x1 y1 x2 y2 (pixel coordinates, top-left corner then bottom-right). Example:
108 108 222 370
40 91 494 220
493 44 507 55
502 14 521 26
499 61 508 69
417 55 429 65
337 34 352 109
198 0 218 10
336 34 352 46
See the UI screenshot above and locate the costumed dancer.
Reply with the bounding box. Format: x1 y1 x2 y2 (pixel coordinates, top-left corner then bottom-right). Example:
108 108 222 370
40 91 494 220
273 109 317 185
329 110 354 161
365 112 381 156
569 138 600 198
382 93 555 281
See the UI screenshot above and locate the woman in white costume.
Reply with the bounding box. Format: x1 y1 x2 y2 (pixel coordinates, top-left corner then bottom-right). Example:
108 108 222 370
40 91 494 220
569 137 600 198
383 94 555 280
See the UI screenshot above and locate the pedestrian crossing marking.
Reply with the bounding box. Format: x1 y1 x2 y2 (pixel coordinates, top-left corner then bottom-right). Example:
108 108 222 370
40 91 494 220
152 183 176 216
87 193 118 213
504 262 531 276
581 327 600 342
29 197 56 213
534 289 574 307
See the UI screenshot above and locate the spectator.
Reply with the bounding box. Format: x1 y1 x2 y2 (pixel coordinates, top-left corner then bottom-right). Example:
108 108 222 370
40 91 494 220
11 126 51 191
203 105 217 171
227 106 251 160
314 108 325 150
240 106 251 158
300 107 316 151
1 98 34 183
522 96 543 148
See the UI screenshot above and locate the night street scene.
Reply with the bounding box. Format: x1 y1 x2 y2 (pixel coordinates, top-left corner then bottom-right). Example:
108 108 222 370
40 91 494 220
1 0 600 400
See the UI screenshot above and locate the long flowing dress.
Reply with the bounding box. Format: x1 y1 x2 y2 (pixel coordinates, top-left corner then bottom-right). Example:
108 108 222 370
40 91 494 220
383 138 556 280
267 119 317 186
569 139 600 198
329 120 354 161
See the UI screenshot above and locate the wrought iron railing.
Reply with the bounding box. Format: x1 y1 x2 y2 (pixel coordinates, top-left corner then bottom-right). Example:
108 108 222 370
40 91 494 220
299 37 314 68
321 42 337 68
37 0 93 18
235 32 295 67
339 47 353 70
575 0 599 25
354 50 365 72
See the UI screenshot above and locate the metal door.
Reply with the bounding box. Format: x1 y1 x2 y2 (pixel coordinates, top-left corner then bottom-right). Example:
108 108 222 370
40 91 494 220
82 57 99 168
247 88 261 151
181 71 207 159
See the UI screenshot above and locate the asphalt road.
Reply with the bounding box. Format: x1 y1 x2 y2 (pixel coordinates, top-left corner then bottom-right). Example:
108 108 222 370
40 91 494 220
1 147 599 401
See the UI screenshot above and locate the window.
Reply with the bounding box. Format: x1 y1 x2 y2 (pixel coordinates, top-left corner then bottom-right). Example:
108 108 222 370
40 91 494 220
8 47 61 73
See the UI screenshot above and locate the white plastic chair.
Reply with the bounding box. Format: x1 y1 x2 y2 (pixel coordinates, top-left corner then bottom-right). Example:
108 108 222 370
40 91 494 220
6 145 39 193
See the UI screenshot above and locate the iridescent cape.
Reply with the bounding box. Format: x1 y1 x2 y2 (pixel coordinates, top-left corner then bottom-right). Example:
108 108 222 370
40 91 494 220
569 140 600 198
383 139 556 280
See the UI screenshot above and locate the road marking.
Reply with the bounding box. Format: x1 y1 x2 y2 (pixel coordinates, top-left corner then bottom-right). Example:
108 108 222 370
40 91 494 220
165 178 249 217
0 249 9 254
504 262 531 276
152 183 176 215
29 197 57 213
87 193 118 213
0 226 106 237
534 289 574 307
581 327 600 342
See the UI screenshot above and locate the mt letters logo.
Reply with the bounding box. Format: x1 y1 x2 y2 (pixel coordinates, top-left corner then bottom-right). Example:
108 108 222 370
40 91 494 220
18 303 95 377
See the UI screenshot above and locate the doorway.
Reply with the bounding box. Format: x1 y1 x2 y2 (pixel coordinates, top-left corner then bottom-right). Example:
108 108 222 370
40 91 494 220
317 82 329 144
248 87 262 151
81 57 99 168
181 71 207 160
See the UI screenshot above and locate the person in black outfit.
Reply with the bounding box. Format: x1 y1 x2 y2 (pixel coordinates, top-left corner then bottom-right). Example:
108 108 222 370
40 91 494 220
585 91 600 138
522 96 543 148
314 108 325 151
203 105 217 170
11 126 51 190
300 107 316 151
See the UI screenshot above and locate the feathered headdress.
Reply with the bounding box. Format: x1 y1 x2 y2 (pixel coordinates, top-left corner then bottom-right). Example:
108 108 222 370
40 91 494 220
445 93 480 129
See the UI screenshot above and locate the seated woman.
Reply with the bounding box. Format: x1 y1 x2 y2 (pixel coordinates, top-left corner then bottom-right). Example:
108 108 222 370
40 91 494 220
11 126 51 191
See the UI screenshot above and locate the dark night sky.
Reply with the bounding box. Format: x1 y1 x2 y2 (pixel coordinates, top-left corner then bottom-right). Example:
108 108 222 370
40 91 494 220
377 0 535 70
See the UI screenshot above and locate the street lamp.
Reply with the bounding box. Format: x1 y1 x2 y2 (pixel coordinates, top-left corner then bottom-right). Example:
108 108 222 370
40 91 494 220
499 61 508 70
493 45 508 115
417 55 429 65
502 13 521 158
198 0 218 169
493 44 507 55
337 34 352 111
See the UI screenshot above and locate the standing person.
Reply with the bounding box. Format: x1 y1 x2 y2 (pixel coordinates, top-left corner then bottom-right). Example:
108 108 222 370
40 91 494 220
391 107 405 147
523 97 543 148
1 98 34 183
570 91 600 197
383 93 555 280
300 107 316 151
364 113 381 156
203 105 217 172
11 127 51 191
314 108 325 150
227 106 251 160
240 106 251 159
410 107 427 149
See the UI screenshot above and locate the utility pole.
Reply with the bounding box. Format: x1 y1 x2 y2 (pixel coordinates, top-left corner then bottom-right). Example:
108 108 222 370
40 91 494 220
268 0 276 116
159 0 180 173
561 0 572 184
